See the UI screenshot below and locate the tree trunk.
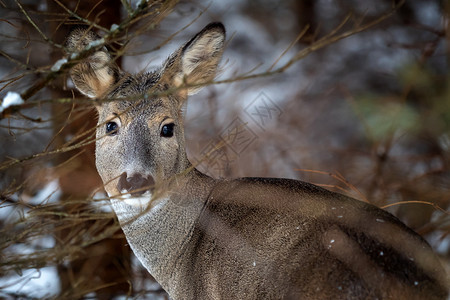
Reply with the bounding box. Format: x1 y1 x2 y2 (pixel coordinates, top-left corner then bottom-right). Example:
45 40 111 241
46 1 131 298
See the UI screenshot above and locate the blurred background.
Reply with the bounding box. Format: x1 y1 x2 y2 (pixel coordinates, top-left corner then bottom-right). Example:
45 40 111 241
0 0 449 298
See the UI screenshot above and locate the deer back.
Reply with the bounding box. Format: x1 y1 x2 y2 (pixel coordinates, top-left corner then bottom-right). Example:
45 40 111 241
173 177 448 299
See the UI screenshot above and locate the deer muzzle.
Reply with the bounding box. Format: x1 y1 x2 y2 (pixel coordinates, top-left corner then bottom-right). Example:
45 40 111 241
117 172 155 197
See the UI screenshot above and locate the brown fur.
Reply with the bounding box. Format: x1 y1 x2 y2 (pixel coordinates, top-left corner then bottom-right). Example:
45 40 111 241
67 23 449 299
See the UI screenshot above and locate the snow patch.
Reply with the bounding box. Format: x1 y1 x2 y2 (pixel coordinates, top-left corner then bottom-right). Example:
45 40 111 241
70 52 79 60
86 38 105 50
1 91 24 113
50 58 67 72
134 0 148 10
66 77 75 88
0 267 60 298
92 191 113 213
438 133 450 151
110 24 119 31
24 179 61 206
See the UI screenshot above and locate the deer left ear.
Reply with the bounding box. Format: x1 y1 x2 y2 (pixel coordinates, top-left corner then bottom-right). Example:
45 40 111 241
66 28 119 98
162 23 226 96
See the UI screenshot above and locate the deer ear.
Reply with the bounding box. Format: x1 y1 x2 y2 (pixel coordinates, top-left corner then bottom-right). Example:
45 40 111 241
162 23 226 96
66 29 118 98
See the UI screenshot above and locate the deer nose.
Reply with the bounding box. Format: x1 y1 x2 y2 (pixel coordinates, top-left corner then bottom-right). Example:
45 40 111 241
117 172 155 196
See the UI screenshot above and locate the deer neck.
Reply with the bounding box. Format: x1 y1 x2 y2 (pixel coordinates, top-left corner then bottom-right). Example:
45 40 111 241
110 168 215 293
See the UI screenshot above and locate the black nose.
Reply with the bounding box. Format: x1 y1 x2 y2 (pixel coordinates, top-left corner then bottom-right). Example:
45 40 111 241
117 172 155 196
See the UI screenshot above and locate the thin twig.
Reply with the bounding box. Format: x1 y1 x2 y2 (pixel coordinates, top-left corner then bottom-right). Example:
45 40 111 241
52 0 109 32
381 201 449 215
14 0 63 49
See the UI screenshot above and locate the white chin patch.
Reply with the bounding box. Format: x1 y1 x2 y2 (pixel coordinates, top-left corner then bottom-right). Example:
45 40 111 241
117 190 153 209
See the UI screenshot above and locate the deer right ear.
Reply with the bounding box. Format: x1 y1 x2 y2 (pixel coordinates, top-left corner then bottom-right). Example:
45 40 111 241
161 23 226 97
66 29 118 98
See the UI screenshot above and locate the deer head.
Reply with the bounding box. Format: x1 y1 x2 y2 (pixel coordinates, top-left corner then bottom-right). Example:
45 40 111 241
67 23 225 204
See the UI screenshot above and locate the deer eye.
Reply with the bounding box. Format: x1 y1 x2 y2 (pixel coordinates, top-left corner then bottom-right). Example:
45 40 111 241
161 123 174 138
106 121 118 135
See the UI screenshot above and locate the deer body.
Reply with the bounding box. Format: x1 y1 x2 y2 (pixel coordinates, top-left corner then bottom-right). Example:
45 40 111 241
67 23 448 299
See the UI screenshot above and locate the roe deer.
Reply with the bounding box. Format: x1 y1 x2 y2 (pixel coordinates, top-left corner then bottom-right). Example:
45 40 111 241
67 23 448 299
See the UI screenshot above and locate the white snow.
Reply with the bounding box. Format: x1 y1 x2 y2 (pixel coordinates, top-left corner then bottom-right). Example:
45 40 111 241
92 191 113 213
26 179 61 205
0 194 22 225
50 58 67 72
1 91 24 113
70 52 79 60
438 133 450 151
86 38 105 50
0 267 60 298
134 0 148 10
110 24 119 31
